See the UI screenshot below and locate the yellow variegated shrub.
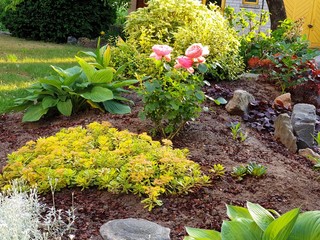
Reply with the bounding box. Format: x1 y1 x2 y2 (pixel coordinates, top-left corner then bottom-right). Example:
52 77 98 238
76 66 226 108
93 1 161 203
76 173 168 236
1 122 210 210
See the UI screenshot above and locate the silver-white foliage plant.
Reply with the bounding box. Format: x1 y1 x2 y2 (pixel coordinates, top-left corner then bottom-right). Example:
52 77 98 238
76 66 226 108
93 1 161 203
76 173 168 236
0 181 75 240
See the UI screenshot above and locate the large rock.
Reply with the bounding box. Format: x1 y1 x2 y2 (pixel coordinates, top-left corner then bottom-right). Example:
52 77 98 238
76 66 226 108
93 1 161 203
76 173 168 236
291 103 316 149
298 148 320 164
274 113 297 153
100 218 171 240
226 89 255 115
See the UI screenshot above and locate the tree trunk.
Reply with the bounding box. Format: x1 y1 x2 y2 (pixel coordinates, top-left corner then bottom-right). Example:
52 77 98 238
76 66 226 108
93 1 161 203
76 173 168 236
265 0 287 30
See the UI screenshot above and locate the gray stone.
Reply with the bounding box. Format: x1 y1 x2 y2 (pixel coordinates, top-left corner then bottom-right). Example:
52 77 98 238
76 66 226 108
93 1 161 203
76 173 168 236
291 103 316 149
274 113 297 153
225 89 255 115
100 218 171 240
238 73 260 81
67 36 77 45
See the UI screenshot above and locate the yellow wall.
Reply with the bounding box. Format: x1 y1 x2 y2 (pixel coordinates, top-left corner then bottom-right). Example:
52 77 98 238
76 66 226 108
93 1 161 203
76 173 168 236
284 0 320 47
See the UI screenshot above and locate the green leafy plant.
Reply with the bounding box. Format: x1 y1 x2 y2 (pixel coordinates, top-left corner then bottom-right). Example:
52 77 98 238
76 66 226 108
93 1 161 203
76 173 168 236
231 162 267 181
223 6 270 70
124 0 244 80
137 44 208 139
210 164 226 179
313 132 320 146
0 122 210 210
246 162 267 178
10 40 137 122
185 201 320 240
1 0 116 43
231 165 247 181
230 122 247 142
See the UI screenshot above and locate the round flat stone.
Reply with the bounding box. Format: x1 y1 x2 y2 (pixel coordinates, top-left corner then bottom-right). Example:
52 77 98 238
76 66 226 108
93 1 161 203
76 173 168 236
100 218 171 240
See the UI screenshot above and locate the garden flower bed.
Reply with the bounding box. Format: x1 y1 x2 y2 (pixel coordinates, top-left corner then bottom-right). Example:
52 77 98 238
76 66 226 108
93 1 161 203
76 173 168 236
1 77 319 239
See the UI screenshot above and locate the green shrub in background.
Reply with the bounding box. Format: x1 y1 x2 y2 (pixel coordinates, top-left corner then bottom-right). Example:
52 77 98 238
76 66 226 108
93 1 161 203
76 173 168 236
1 0 116 43
123 0 244 80
0 122 210 210
185 202 320 240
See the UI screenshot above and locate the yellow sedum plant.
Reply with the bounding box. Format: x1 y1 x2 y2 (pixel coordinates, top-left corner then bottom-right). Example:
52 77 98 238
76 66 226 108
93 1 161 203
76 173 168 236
0 122 210 210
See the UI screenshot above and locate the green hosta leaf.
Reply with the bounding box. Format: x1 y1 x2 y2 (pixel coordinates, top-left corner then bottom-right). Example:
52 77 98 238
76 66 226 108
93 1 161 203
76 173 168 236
262 208 300 240
288 211 320 240
22 104 48 122
103 45 111 67
76 56 95 79
226 205 252 221
39 77 62 89
247 202 275 231
81 86 113 102
185 226 221 240
77 50 97 59
57 99 73 116
114 64 127 78
50 65 69 78
222 218 263 240
90 68 114 83
103 100 131 114
109 79 138 88
42 96 58 109
63 70 82 86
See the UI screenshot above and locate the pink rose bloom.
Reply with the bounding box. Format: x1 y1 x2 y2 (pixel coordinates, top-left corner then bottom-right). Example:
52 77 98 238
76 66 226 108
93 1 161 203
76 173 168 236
185 43 209 62
150 45 173 61
174 56 194 74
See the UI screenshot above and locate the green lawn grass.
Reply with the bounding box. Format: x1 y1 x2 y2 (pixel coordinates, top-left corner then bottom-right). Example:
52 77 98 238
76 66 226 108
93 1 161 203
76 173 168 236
0 35 90 114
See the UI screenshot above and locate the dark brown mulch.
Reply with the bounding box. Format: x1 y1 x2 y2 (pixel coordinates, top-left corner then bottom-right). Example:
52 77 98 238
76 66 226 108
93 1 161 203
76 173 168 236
1 77 320 239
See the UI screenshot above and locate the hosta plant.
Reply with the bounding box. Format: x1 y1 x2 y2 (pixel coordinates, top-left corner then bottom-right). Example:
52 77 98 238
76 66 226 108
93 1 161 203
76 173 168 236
10 40 137 122
0 122 210 210
185 201 320 240
137 44 208 139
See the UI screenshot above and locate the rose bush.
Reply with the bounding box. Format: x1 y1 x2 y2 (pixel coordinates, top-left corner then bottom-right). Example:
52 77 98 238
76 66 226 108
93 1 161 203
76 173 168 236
137 44 209 139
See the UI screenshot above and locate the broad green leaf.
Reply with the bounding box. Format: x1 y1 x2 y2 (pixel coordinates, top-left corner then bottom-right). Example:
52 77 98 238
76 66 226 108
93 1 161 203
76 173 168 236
42 96 58 109
103 100 131 114
63 71 82 87
247 202 275 231
103 45 111 67
22 104 48 122
57 99 72 116
262 208 300 240
81 86 113 102
39 77 62 89
109 79 138 88
222 219 263 240
77 50 97 59
185 226 221 240
50 65 69 78
288 211 320 240
76 56 95 79
90 68 114 83
226 205 252 221
86 100 105 112
114 64 127 78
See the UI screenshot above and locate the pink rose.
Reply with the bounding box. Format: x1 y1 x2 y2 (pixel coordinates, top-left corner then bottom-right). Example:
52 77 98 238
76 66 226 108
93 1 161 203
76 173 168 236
150 45 173 62
174 56 194 74
185 43 209 62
